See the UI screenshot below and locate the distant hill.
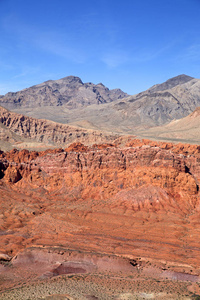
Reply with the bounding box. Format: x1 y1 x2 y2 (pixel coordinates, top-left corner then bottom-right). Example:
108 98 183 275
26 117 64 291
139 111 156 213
0 76 129 110
0 106 124 151
136 106 200 144
145 74 194 93
114 74 200 127
1 74 200 139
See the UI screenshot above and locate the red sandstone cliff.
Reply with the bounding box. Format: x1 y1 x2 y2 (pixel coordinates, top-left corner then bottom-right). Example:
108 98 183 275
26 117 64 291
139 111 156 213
0 140 200 270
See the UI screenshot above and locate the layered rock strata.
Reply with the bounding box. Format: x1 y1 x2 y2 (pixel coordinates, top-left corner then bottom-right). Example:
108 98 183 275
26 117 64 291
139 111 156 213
0 106 122 150
0 141 200 270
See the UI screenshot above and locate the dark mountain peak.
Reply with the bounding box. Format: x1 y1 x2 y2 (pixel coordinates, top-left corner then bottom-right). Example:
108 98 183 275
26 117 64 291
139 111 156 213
164 74 194 85
173 74 194 80
59 75 83 85
148 74 194 93
0 75 128 110
96 83 106 87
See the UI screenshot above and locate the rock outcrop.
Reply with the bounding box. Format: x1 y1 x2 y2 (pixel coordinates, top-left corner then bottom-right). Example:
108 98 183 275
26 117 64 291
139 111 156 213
145 74 194 92
0 106 124 151
0 140 200 270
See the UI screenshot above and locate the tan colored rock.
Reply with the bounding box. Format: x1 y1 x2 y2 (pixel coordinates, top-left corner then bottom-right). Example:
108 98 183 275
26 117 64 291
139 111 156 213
0 106 123 151
4 166 22 183
0 253 12 261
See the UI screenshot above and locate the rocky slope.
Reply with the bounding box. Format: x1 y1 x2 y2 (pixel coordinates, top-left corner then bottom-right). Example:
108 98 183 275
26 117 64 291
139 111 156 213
6 74 200 136
1 140 200 297
0 106 127 151
144 74 194 92
0 76 128 110
137 106 200 144
1 74 200 145
0 140 200 263
113 74 200 127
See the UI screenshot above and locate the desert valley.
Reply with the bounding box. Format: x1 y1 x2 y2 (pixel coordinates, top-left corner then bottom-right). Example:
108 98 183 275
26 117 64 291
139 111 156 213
1 75 200 299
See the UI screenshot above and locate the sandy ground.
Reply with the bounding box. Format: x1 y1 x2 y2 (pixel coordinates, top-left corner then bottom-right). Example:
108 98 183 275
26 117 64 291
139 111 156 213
0 272 198 300
1 247 200 300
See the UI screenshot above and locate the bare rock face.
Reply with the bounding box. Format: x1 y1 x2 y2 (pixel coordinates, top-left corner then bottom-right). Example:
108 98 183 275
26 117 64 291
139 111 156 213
3 74 199 138
1 74 200 135
0 76 129 110
0 253 11 261
145 74 194 92
137 106 200 143
0 106 123 151
1 139 200 271
4 166 22 183
116 75 200 127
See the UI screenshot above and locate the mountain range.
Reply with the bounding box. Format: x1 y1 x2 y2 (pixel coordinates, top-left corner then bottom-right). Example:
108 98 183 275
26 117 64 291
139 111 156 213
0 74 200 149
0 76 128 109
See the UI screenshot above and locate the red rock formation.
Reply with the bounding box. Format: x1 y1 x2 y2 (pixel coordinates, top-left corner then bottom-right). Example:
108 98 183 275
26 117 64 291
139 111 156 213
126 138 200 155
65 142 88 152
0 140 200 270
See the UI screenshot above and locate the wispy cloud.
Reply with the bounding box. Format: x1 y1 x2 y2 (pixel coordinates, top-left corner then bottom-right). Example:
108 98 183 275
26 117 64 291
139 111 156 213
12 65 41 79
101 50 130 68
101 43 173 68
32 31 87 64
179 44 200 61
131 43 175 63
1 13 87 64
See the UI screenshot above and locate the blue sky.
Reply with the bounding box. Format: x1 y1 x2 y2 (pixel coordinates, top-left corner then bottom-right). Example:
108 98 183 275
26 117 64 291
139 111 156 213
0 0 200 95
